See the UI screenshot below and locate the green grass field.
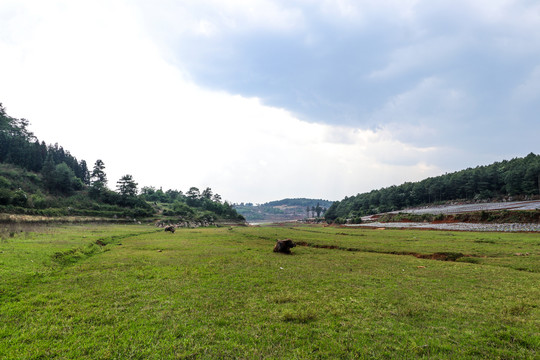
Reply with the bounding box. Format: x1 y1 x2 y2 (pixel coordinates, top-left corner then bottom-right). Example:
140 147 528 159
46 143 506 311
1 224 538 359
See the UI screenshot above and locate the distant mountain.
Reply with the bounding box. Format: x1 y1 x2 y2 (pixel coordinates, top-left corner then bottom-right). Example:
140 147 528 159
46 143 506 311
234 198 333 222
326 153 540 223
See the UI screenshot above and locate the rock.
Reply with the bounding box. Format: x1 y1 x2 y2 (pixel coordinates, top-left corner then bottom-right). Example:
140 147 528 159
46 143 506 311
273 239 296 254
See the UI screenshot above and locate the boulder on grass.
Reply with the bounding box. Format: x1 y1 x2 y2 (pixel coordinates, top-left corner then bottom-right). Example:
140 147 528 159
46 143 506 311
273 239 296 254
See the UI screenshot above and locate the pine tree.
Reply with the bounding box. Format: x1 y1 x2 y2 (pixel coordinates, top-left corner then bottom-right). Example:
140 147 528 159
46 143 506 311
41 154 56 191
116 174 138 197
79 160 90 185
90 159 107 187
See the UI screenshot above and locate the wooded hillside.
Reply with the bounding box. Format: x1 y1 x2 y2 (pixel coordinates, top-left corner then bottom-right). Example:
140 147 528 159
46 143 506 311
326 153 540 223
0 103 244 223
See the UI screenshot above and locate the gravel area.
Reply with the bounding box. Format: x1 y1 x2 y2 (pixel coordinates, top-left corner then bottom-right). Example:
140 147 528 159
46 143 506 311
354 200 540 232
390 200 540 215
348 222 540 232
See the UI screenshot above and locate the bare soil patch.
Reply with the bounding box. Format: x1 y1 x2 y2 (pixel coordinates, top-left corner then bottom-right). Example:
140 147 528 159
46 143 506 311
296 241 474 261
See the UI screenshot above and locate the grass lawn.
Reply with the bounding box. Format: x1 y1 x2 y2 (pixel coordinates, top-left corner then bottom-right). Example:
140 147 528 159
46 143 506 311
0 224 538 359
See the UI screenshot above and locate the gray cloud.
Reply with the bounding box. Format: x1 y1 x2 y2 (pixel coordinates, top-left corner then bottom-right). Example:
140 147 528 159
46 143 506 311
134 0 540 162
1 0 537 204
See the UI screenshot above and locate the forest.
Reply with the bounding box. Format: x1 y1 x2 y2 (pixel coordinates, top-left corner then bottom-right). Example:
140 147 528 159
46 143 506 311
0 103 244 223
325 153 540 223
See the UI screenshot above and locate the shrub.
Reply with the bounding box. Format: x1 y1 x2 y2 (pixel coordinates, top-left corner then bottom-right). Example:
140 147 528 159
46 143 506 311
0 188 11 205
11 189 28 207
172 201 195 218
30 192 48 209
0 176 12 189
349 216 363 224
195 210 216 223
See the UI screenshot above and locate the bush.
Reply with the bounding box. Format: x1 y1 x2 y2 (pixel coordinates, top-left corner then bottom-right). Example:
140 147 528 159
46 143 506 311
349 216 363 224
0 176 12 188
434 214 445 221
172 201 195 218
195 211 216 223
129 207 154 218
0 188 11 205
11 189 28 207
72 178 84 191
30 192 48 209
40 208 67 217
480 210 489 221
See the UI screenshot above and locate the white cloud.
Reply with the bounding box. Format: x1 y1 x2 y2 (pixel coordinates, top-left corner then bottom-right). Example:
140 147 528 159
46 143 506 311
315 0 420 23
0 1 444 203
135 0 305 38
14 1 539 203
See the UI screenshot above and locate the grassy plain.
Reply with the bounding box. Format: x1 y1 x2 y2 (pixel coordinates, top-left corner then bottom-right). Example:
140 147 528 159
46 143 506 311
0 224 538 359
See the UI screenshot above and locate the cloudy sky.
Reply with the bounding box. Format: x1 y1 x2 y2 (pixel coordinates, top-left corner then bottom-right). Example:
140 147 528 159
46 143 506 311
1 0 539 203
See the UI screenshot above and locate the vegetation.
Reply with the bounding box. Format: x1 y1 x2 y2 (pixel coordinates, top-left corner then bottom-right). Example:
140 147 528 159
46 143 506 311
0 103 244 223
0 224 538 358
0 104 89 184
326 153 540 223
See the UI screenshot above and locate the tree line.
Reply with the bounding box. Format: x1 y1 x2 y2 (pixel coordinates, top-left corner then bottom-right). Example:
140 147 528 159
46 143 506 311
263 198 333 208
306 203 327 218
325 153 540 223
140 185 243 221
0 103 244 221
1 104 89 186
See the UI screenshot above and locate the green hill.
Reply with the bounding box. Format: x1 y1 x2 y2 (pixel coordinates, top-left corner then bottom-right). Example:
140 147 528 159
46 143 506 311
235 198 333 222
0 103 244 224
326 153 540 223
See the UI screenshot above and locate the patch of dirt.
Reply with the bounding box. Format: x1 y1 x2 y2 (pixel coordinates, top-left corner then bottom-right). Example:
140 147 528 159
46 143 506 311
296 241 342 250
297 241 471 261
415 252 464 261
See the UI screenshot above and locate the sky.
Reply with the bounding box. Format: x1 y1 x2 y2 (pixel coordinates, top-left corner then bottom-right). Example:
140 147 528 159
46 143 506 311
0 0 539 204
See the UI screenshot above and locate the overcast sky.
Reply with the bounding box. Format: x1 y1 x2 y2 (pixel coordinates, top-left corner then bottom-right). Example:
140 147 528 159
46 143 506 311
1 0 539 203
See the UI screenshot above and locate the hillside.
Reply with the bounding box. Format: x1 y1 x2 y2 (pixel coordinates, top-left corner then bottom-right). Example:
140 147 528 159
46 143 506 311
326 153 540 223
0 103 244 224
234 198 333 222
